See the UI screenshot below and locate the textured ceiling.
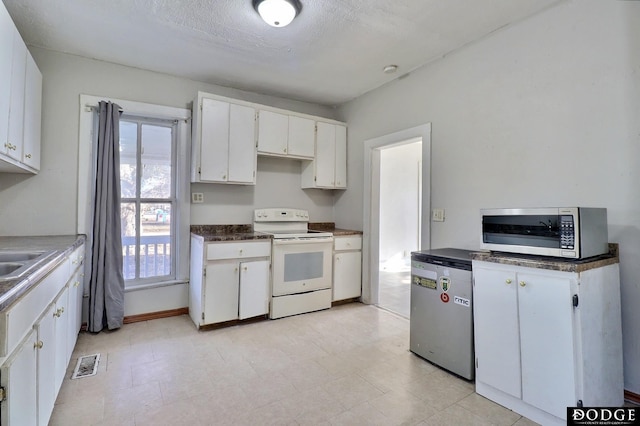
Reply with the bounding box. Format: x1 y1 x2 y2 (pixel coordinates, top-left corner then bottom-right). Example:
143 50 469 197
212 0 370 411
3 0 561 106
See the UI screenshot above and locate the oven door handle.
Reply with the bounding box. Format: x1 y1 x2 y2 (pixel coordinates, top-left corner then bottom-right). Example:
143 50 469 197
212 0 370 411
272 237 334 245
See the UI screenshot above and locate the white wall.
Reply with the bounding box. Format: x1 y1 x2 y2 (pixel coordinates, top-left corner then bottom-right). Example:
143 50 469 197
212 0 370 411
336 0 640 393
379 141 421 263
0 47 337 237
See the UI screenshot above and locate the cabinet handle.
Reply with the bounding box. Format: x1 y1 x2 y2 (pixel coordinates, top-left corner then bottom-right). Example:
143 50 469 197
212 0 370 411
73 259 78 264
60 307 65 314
234 267 238 272
74 281 80 287
34 341 44 349
25 153 32 158
505 279 512 284
283 148 287 153
243 266 248 271
519 281 526 287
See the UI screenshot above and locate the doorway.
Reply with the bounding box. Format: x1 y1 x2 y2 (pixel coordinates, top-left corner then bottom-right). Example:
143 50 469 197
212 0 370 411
377 141 422 318
361 124 431 315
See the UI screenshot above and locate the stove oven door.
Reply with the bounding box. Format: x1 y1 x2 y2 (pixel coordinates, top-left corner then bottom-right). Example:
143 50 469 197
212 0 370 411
272 237 333 296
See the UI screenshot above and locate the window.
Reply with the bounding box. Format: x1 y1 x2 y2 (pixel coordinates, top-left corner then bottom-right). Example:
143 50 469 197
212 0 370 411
78 94 191 292
119 117 177 285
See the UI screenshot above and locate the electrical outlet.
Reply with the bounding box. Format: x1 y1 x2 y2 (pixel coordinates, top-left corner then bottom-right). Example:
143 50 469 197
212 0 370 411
191 193 204 203
432 208 445 222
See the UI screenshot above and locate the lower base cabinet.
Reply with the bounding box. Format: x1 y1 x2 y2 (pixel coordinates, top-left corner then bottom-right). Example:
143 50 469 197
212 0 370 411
190 236 271 327
1 329 37 426
0 241 85 426
473 260 624 426
332 235 362 302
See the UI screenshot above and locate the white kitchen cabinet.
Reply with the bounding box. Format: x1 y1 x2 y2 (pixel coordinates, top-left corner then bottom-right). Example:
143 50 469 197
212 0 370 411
189 236 271 328
473 260 624 426
35 303 56 426
257 110 315 159
332 235 362 301
301 122 347 189
0 0 41 174
22 53 42 170
53 285 70 393
1 329 37 426
67 269 84 360
192 94 257 184
0 240 85 426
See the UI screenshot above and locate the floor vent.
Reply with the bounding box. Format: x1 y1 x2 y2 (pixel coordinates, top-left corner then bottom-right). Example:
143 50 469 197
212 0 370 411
71 353 101 379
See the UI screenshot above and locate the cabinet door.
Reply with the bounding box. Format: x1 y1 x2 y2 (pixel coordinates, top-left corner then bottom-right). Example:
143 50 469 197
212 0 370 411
518 272 576 418
287 116 315 158
239 259 270 319
54 285 70 394
1 328 37 426
0 3 14 152
22 52 41 170
67 270 83 360
315 122 336 188
6 28 26 161
204 262 239 324
36 304 56 426
199 98 230 182
333 251 361 301
228 104 256 183
257 110 288 155
473 267 521 398
334 125 347 188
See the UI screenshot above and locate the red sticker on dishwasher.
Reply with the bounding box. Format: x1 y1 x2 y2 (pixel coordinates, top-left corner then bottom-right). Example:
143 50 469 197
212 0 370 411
440 293 450 303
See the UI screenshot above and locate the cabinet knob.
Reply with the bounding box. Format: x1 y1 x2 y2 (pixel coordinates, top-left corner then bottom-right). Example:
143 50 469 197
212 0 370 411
243 266 248 271
74 281 80 287
34 341 44 349
519 281 526 287
234 267 238 272
505 279 512 284
25 153 32 158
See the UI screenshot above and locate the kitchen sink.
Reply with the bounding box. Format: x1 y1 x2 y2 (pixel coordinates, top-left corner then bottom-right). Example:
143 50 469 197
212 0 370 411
0 250 57 280
0 251 45 262
0 263 24 276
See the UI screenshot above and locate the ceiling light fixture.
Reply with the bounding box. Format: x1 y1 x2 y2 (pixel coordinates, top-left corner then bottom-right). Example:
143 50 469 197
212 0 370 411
253 0 302 28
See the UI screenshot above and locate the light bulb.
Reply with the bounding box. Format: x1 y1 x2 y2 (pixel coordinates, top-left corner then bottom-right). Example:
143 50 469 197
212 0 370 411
257 0 297 28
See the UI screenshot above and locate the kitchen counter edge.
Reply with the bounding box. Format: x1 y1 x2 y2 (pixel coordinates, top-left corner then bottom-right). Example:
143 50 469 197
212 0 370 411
470 243 619 273
0 235 86 311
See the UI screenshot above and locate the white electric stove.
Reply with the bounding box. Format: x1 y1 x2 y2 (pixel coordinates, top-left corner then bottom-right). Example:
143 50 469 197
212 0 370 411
254 208 333 319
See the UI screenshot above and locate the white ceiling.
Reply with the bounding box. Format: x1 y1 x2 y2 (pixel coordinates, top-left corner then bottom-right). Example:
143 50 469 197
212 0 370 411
4 0 561 106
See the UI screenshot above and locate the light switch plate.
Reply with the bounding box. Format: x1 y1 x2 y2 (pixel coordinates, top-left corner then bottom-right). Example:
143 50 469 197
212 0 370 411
432 208 445 222
191 193 204 203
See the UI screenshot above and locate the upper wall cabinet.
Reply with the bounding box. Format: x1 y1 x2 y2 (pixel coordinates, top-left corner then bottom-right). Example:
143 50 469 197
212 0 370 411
257 110 314 159
191 93 257 185
0 2 42 174
301 122 347 189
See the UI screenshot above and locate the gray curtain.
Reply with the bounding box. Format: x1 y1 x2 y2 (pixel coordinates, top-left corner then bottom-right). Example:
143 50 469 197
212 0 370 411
88 101 125 332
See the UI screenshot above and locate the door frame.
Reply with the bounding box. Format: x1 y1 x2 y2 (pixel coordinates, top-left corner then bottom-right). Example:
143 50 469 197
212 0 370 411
362 124 431 305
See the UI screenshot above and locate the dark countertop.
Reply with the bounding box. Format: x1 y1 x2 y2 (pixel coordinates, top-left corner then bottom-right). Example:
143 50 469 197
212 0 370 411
190 225 272 242
309 222 363 236
470 243 619 273
0 235 86 311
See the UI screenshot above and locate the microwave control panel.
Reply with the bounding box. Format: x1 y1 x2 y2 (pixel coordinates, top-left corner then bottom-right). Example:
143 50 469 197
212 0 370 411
560 215 575 249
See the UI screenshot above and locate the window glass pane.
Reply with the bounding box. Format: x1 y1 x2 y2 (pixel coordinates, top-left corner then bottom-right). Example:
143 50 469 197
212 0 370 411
141 124 172 199
121 202 137 280
119 121 137 198
140 202 171 278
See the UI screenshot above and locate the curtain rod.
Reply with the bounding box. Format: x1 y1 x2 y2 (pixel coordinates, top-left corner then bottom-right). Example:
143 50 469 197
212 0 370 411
84 104 124 113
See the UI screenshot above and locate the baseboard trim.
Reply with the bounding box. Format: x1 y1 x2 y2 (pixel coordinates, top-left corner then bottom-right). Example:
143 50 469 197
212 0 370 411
625 390 640 405
123 307 189 324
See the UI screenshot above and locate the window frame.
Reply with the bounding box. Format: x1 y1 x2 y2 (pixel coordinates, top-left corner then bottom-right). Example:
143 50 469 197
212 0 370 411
78 95 191 292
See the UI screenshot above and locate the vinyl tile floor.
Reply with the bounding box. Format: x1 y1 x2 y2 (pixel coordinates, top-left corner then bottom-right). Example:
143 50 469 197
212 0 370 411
51 303 539 426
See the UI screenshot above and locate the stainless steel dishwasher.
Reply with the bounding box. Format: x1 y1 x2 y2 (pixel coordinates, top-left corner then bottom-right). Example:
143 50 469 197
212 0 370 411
410 248 475 380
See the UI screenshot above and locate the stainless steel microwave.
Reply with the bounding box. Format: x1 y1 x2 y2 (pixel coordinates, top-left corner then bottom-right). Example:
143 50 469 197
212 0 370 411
480 207 609 259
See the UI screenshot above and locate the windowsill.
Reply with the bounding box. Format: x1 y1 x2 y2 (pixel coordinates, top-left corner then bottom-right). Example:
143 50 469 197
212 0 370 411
124 279 188 293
